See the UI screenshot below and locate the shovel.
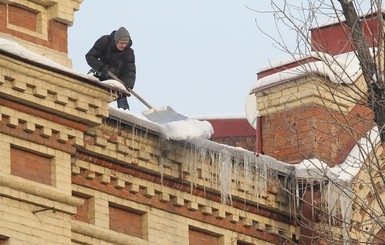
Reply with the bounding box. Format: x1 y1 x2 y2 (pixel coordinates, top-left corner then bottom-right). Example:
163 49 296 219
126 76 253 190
108 71 187 124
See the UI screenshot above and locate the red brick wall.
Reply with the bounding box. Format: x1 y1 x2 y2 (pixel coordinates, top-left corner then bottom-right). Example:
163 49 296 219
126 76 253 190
0 4 68 53
48 19 68 53
0 236 8 245
8 5 37 32
72 193 90 223
211 135 256 152
10 147 52 185
207 118 256 152
189 228 220 245
109 204 143 238
311 15 381 55
237 241 253 245
261 104 373 166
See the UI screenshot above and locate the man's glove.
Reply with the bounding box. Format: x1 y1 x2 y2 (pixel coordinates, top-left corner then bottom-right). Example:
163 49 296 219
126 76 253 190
99 65 110 79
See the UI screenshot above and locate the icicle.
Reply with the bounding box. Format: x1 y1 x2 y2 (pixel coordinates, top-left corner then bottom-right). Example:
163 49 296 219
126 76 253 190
198 146 207 195
254 155 261 200
208 151 216 189
218 150 232 204
157 137 171 186
243 154 252 192
197 146 205 180
233 156 241 189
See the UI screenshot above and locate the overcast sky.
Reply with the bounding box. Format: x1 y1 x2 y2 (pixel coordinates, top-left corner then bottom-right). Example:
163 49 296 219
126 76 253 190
68 1 296 118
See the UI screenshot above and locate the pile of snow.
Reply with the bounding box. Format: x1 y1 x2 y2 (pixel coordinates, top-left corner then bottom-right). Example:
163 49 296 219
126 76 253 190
110 106 214 141
159 119 213 140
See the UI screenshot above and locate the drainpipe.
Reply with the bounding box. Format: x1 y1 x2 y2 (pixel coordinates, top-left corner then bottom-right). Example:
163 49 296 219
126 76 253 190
256 115 262 154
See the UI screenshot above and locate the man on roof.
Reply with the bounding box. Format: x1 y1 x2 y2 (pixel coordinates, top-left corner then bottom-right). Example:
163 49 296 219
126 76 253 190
86 26 136 110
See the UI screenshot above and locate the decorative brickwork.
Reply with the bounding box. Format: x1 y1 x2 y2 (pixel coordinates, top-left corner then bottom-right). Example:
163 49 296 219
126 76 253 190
0 1 83 67
0 0 327 244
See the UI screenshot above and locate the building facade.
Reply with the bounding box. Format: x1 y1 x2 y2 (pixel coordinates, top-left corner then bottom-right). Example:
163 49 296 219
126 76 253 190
0 1 297 244
0 1 384 245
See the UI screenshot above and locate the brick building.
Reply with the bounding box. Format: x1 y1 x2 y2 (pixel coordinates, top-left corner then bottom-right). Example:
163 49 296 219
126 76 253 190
0 1 384 245
0 1 296 245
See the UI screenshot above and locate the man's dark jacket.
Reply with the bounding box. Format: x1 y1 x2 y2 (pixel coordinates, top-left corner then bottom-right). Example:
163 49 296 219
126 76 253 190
86 30 136 89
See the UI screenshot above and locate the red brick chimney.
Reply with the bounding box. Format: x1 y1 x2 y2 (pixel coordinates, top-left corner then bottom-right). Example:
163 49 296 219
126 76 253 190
311 13 382 55
252 13 382 166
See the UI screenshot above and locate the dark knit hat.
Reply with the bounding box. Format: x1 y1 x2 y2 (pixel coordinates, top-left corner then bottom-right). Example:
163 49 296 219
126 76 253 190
114 27 130 43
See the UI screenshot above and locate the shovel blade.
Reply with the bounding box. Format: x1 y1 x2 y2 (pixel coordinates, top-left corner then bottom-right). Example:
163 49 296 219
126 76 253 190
142 106 188 124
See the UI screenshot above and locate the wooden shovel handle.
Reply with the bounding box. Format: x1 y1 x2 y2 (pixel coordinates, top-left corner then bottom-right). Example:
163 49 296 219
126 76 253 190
108 71 153 109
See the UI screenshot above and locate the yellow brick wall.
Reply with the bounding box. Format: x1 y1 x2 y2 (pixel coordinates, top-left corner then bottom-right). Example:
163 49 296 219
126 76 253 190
0 1 300 243
256 75 367 116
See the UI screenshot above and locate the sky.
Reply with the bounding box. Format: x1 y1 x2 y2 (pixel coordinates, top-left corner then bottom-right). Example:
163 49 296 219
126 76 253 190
67 1 290 118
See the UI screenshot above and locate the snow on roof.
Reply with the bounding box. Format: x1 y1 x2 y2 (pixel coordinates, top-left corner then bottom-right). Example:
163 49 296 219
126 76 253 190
252 50 361 93
0 37 298 206
0 37 214 141
110 105 214 141
0 37 97 82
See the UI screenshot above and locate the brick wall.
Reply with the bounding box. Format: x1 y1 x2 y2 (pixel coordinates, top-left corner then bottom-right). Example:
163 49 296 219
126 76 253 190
10 146 52 185
211 135 256 152
0 0 76 58
72 193 91 223
237 241 254 245
8 5 37 32
109 204 144 239
0 236 9 245
188 228 220 245
311 15 381 55
48 20 68 53
261 104 373 166
207 118 256 152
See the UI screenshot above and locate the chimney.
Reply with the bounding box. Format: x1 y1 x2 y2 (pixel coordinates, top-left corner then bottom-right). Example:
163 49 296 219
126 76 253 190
251 13 383 166
311 12 382 55
0 0 83 68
